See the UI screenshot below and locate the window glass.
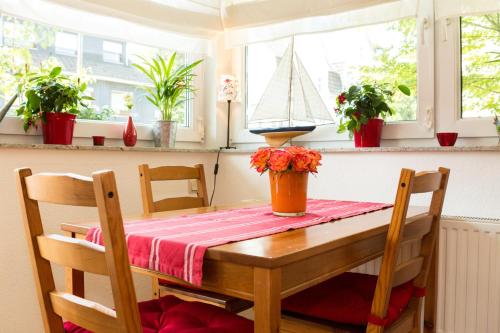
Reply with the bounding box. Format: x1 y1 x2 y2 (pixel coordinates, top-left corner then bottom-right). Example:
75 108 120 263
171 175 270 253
0 14 191 126
55 32 77 56
460 13 500 118
246 18 417 127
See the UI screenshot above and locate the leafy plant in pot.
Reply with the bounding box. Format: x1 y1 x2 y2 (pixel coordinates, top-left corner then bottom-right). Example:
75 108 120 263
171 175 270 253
250 146 322 216
16 66 92 145
335 83 410 147
133 53 203 147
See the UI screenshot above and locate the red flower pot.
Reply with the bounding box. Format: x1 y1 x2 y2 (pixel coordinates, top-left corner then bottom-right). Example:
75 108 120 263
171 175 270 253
42 112 76 145
436 132 458 147
353 118 384 147
123 116 137 147
269 171 308 216
92 136 105 146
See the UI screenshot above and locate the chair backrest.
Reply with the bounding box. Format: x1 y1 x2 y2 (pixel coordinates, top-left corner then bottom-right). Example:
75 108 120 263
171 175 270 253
368 167 450 332
138 164 209 214
15 168 142 333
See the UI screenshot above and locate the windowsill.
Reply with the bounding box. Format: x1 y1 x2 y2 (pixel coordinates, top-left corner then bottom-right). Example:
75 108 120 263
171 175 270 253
0 143 217 153
222 145 500 154
1 143 499 154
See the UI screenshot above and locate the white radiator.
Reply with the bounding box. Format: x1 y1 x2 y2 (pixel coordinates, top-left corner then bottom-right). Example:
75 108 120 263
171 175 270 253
351 216 500 333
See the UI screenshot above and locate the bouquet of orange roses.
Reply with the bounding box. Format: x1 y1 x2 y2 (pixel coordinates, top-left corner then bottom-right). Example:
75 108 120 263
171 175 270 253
250 146 322 174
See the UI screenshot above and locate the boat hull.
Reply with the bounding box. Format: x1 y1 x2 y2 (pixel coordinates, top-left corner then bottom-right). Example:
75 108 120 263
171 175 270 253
249 126 316 147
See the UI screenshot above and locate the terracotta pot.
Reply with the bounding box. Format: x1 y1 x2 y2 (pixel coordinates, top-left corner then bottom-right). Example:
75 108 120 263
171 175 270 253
123 116 137 147
269 171 308 216
353 118 384 147
42 112 76 145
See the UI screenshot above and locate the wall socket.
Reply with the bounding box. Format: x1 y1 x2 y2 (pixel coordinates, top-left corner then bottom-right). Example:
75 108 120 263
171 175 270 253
189 179 198 193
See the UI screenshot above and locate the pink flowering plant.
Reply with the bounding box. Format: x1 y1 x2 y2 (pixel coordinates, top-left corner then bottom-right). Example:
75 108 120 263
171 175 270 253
250 146 322 174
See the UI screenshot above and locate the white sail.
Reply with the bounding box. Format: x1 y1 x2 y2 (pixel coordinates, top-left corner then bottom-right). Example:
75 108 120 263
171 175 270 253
249 38 333 127
250 43 293 123
296 56 334 124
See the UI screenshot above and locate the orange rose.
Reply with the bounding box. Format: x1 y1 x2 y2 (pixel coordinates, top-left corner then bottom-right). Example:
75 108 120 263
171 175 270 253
250 148 272 173
268 150 292 172
306 150 322 173
292 153 312 172
285 146 308 156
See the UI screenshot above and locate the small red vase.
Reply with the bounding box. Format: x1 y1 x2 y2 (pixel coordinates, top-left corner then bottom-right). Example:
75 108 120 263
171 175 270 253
42 112 76 145
353 118 384 147
123 116 137 147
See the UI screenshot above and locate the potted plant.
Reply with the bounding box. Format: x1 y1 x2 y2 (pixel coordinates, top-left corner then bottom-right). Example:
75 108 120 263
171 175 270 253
250 146 322 216
16 66 92 145
133 53 203 147
335 83 410 147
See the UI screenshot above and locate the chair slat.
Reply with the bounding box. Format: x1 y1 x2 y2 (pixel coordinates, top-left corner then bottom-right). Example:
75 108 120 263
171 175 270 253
50 292 119 333
154 197 206 212
149 166 200 181
25 173 96 206
401 214 433 244
392 256 424 287
37 235 108 276
411 172 443 194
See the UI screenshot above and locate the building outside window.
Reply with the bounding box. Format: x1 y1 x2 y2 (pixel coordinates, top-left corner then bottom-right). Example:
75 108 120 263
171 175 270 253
102 40 124 64
0 13 191 127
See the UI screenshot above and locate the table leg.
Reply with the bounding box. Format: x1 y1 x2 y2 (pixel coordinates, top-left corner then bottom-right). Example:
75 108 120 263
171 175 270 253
253 267 281 333
64 231 85 297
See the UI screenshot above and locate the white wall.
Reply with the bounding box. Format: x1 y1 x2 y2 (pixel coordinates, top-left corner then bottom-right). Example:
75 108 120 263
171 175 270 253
216 150 500 219
1 148 499 332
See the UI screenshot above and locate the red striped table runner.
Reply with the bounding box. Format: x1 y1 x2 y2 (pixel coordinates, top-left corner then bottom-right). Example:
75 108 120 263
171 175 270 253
86 199 391 286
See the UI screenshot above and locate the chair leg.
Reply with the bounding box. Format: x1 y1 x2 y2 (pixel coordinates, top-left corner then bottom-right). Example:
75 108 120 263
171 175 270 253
152 277 160 299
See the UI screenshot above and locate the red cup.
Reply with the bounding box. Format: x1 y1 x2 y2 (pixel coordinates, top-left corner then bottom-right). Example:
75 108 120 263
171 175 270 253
92 136 105 146
436 132 458 146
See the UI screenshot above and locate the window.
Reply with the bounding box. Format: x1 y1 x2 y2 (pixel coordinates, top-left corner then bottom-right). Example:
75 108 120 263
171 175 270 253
241 9 435 145
246 18 418 129
460 13 500 118
55 32 77 56
0 13 192 128
102 40 123 64
110 91 131 116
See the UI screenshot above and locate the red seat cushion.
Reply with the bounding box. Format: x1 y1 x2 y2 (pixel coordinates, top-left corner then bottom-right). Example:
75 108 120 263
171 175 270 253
64 295 253 333
282 272 414 327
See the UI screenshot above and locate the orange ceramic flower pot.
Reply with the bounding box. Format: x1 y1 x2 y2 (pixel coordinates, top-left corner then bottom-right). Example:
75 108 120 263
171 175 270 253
269 171 308 216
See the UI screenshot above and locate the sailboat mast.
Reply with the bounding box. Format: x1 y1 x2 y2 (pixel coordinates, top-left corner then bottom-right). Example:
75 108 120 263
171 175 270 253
287 37 294 127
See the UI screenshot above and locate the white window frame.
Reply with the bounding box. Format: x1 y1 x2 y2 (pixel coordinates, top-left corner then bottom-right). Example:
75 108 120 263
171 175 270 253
436 16 499 137
0 14 204 143
232 0 435 145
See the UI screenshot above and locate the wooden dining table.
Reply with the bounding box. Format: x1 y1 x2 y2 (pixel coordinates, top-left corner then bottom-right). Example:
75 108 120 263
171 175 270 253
61 201 436 333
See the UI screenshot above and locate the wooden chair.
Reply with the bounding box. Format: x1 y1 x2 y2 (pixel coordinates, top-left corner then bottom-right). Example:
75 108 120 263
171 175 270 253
138 163 252 313
15 168 253 333
139 164 209 215
281 167 450 333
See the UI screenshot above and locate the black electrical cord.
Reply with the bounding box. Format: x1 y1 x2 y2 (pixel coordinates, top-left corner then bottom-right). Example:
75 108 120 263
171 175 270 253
209 148 223 206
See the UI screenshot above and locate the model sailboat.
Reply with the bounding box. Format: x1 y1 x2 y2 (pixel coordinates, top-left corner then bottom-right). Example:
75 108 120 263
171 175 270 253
249 38 333 147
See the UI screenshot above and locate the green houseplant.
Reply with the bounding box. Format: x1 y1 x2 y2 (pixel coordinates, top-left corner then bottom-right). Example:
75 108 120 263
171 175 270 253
16 65 92 144
335 83 410 147
133 53 202 147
